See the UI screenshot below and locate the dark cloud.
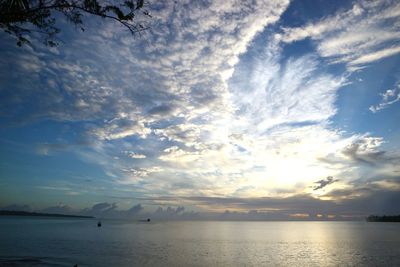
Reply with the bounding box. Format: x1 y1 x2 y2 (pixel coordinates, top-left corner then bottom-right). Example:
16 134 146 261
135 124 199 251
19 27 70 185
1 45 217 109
82 202 118 217
155 206 185 215
325 188 400 215
181 195 339 214
78 202 145 218
342 142 386 166
5 183 400 221
190 85 219 106
148 104 176 116
313 176 338 191
78 203 193 220
110 195 343 215
147 206 199 220
128 203 143 214
91 202 117 213
339 138 400 167
129 187 400 218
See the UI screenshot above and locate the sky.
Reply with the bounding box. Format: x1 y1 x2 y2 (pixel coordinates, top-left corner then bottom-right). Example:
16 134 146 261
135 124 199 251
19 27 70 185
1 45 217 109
0 0 400 220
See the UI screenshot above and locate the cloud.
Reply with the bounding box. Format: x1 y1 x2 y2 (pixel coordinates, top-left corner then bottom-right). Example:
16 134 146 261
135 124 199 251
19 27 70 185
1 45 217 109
113 185 400 217
278 0 400 69
1 0 399 212
313 176 338 191
118 166 164 185
1 0 291 128
154 124 203 148
371 178 400 191
40 203 73 214
90 202 117 213
342 137 384 161
90 118 151 140
128 204 143 214
159 146 201 163
229 46 344 132
349 46 400 66
191 186 400 216
82 202 143 218
148 104 177 116
0 3 296 198
370 83 400 113
122 150 146 159
78 202 192 219
153 206 185 216
340 136 400 167
104 39 399 199
316 135 400 199
7 177 400 220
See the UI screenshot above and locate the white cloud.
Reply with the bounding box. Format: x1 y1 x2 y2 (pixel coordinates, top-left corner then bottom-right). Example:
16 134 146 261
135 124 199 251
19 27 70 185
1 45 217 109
122 151 146 159
90 117 151 140
278 0 400 69
154 124 202 148
369 83 400 112
229 47 344 133
122 166 163 177
2 0 291 138
350 46 400 66
159 146 201 163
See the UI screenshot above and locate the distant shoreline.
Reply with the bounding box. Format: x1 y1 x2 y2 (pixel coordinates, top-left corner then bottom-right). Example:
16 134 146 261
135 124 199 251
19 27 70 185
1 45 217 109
0 210 94 219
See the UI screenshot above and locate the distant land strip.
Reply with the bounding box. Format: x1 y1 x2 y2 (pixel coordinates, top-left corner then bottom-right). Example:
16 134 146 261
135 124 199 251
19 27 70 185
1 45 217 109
0 210 93 218
366 215 400 222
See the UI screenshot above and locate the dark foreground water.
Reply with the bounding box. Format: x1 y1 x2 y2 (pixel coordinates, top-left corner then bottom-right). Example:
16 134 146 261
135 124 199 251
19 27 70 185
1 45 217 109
0 217 400 266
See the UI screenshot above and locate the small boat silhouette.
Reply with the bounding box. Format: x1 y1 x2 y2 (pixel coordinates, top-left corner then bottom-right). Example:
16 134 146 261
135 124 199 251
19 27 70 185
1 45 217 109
97 221 102 227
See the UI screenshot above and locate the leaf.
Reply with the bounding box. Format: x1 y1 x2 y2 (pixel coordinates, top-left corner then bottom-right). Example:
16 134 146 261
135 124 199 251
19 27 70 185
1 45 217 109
137 0 144 9
124 1 135 9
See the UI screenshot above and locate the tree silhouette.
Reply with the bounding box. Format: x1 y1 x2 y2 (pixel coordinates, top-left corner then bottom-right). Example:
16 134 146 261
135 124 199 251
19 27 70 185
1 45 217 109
0 0 151 47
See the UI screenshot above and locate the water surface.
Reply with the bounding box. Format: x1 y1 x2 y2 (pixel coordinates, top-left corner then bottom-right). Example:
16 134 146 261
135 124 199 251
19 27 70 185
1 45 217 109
1 217 399 266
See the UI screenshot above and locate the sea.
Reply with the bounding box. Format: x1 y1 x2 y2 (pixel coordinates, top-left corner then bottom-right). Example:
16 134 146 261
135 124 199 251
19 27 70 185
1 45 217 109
0 217 400 266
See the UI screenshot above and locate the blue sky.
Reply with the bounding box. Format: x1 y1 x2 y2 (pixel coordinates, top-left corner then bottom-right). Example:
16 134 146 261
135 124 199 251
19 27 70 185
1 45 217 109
1 0 400 220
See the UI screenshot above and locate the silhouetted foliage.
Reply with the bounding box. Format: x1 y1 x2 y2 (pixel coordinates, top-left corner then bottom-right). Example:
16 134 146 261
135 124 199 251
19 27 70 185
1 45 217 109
0 0 151 47
366 215 400 222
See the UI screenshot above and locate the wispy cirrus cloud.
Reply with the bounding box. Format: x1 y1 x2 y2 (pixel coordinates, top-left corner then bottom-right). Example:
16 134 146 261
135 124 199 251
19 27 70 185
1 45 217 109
369 83 400 113
277 0 400 70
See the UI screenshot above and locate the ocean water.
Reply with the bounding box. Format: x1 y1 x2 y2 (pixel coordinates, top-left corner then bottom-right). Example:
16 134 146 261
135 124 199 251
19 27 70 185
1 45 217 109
0 217 400 266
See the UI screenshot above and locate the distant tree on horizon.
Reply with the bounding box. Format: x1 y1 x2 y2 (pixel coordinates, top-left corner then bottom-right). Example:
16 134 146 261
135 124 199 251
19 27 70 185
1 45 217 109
366 215 400 222
0 0 152 47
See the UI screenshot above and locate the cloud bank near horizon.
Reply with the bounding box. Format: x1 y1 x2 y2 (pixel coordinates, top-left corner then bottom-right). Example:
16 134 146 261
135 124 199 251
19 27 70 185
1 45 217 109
3 177 400 220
